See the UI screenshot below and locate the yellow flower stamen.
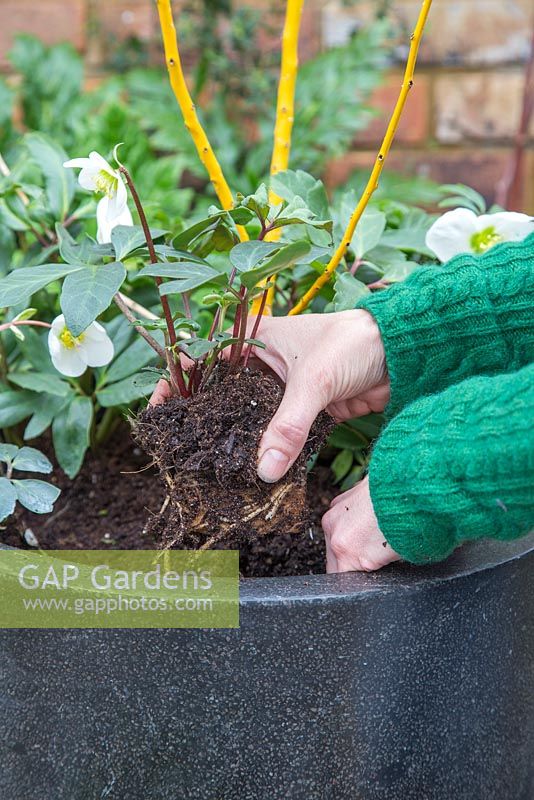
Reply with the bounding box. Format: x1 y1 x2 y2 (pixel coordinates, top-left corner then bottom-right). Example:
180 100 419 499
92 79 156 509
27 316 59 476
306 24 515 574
470 226 503 254
59 327 85 350
94 169 119 199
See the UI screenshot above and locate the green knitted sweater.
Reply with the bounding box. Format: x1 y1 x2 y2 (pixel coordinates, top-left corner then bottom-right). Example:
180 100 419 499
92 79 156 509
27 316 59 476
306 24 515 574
358 233 534 563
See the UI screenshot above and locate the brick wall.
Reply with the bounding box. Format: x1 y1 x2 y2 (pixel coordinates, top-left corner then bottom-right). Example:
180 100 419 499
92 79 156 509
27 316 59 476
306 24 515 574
0 0 532 211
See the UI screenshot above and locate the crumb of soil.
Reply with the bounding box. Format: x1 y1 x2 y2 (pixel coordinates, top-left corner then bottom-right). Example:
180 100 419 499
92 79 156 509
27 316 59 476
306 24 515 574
1 428 336 578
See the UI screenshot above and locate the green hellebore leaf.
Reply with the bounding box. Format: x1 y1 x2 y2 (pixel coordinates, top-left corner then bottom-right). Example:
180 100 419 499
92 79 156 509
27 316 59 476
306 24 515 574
23 395 69 441
172 212 227 249
26 132 75 221
154 244 207 264
131 371 163 391
12 479 61 514
111 225 168 261
9 372 71 398
52 396 93 479
96 373 158 407
0 477 17 522
60 261 126 337
331 449 354 484
145 264 226 295
0 390 38 427
0 263 84 308
103 332 164 385
56 224 114 265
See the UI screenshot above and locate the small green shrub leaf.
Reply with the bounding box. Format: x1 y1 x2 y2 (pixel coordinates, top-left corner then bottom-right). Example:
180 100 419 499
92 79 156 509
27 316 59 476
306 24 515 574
239 240 311 288
230 241 280 271
13 479 60 514
0 444 19 465
12 446 53 474
333 272 370 311
0 477 17 521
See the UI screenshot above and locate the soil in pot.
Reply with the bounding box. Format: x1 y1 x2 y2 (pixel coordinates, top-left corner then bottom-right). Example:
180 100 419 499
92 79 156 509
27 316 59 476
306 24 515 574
2 425 336 579
132 363 332 552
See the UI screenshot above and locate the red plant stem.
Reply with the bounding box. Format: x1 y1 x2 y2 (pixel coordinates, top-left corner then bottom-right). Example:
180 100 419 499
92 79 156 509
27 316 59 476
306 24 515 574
119 165 188 397
257 221 276 242
350 257 363 276
0 320 52 333
243 287 269 367
229 286 247 365
230 292 249 368
207 307 222 342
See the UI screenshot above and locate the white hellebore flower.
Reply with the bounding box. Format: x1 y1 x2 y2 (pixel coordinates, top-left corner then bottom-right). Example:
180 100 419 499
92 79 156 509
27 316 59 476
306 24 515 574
426 208 533 262
63 151 128 223
96 196 133 244
48 315 114 378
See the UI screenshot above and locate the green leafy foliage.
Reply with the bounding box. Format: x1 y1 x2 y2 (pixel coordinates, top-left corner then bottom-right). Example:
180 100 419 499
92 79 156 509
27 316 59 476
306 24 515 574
0 29 465 493
52 396 93 479
25 133 75 221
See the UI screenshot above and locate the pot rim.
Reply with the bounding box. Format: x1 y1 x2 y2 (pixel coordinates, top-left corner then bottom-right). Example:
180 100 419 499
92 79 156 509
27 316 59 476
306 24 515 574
2 532 534 606
240 531 534 604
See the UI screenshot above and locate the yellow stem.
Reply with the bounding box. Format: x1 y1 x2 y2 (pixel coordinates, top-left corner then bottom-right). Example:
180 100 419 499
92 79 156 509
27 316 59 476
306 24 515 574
252 0 304 315
289 0 432 316
155 0 248 241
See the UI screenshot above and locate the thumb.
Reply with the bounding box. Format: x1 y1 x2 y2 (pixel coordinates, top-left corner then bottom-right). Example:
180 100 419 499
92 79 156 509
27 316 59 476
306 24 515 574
257 376 324 483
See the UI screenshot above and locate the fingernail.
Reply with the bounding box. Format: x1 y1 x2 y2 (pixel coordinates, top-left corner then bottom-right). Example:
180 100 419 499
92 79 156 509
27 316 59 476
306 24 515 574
257 449 289 483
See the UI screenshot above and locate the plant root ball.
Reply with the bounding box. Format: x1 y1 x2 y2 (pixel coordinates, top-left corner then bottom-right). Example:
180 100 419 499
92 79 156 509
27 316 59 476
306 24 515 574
132 363 332 550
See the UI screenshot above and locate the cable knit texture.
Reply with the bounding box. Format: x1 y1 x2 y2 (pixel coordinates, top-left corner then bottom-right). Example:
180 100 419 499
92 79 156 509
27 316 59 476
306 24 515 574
369 364 534 563
358 232 534 417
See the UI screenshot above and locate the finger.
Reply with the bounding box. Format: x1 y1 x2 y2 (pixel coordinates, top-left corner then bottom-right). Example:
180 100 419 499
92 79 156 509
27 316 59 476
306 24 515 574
149 379 172 406
257 375 325 483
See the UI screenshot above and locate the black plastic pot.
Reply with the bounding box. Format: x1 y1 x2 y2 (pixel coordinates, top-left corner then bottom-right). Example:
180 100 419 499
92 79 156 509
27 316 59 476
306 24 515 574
1 533 534 800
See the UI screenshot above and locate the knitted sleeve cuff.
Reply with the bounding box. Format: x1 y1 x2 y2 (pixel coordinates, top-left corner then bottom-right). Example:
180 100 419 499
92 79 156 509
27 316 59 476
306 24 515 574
357 233 534 418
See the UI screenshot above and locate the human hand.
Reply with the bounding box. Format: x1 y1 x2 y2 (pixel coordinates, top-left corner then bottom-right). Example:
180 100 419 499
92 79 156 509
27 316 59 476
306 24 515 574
245 310 389 482
322 475 400 572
